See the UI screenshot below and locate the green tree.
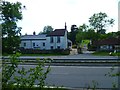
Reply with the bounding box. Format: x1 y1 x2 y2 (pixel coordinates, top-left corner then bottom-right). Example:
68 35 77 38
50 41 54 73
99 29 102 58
89 12 114 34
86 28 98 40
68 24 78 45
115 31 120 37
40 25 53 34
76 24 89 43
1 1 25 54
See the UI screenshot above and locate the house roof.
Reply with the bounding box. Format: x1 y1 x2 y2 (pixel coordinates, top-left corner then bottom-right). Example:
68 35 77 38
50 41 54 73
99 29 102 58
21 34 46 40
46 29 66 36
93 37 120 46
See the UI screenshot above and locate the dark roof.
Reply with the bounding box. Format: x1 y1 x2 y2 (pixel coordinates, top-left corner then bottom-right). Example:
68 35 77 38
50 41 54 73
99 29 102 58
46 29 66 36
92 37 120 46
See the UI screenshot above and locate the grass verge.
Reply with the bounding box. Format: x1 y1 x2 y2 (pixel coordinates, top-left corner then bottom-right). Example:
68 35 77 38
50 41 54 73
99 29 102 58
3 53 67 56
92 51 120 56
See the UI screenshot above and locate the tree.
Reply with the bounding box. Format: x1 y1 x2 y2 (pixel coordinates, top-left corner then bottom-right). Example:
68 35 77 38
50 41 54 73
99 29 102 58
86 28 98 40
68 24 78 45
76 24 89 43
1 1 24 54
79 24 88 32
89 12 114 34
40 25 53 34
71 24 78 32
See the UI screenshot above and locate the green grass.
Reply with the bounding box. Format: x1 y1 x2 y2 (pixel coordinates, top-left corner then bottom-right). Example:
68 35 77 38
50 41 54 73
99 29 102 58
93 51 120 56
2 87 68 90
3 53 67 56
2 85 68 90
21 53 68 56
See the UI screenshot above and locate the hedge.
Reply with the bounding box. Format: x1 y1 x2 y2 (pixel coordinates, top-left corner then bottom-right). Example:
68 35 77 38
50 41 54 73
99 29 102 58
20 48 70 55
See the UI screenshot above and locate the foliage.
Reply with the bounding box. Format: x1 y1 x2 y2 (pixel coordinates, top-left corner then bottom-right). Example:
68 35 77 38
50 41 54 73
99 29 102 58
72 45 77 48
76 24 90 43
105 66 120 89
77 47 82 54
13 59 51 88
40 25 53 34
20 48 70 55
76 12 116 50
91 80 98 90
1 1 25 54
2 52 21 86
68 24 78 45
89 12 114 34
80 40 90 47
76 31 84 43
2 86 68 90
85 29 99 40
2 53 52 89
92 51 120 56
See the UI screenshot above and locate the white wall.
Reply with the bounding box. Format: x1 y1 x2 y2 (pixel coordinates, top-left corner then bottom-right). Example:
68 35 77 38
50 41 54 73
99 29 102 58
20 40 32 49
46 33 67 50
20 30 68 50
20 40 46 50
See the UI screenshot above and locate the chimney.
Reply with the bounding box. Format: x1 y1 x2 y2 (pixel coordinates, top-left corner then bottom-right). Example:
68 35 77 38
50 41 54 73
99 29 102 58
65 22 67 30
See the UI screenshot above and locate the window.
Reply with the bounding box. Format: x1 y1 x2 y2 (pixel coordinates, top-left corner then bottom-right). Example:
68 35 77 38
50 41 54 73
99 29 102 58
50 37 53 43
68 42 71 46
33 43 35 47
57 36 60 43
57 46 60 49
51 46 53 49
43 43 45 46
23 43 26 47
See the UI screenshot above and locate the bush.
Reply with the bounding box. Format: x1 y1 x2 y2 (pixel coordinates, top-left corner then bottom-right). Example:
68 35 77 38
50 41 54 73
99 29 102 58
2 53 52 89
72 45 77 48
77 47 82 54
61 49 70 55
20 48 70 55
87 44 97 51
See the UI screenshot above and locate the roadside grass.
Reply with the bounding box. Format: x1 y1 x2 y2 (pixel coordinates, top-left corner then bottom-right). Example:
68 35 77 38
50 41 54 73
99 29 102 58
3 87 68 90
92 51 120 56
21 53 67 56
3 53 68 56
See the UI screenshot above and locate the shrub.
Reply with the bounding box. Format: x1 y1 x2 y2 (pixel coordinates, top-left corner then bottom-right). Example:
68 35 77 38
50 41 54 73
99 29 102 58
2 53 52 89
77 47 82 54
72 45 77 48
20 48 70 55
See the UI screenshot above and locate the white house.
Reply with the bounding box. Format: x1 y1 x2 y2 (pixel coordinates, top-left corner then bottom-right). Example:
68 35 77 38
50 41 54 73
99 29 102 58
20 23 72 50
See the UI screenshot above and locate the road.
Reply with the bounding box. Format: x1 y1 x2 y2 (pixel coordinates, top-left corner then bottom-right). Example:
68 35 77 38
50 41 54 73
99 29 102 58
2 54 120 89
11 65 119 89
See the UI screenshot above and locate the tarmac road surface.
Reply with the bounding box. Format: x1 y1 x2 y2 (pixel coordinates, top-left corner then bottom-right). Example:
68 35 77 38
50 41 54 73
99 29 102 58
10 65 119 89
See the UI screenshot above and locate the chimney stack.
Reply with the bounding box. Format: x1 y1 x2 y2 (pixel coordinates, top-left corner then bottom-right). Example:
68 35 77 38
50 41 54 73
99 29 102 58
65 22 67 30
